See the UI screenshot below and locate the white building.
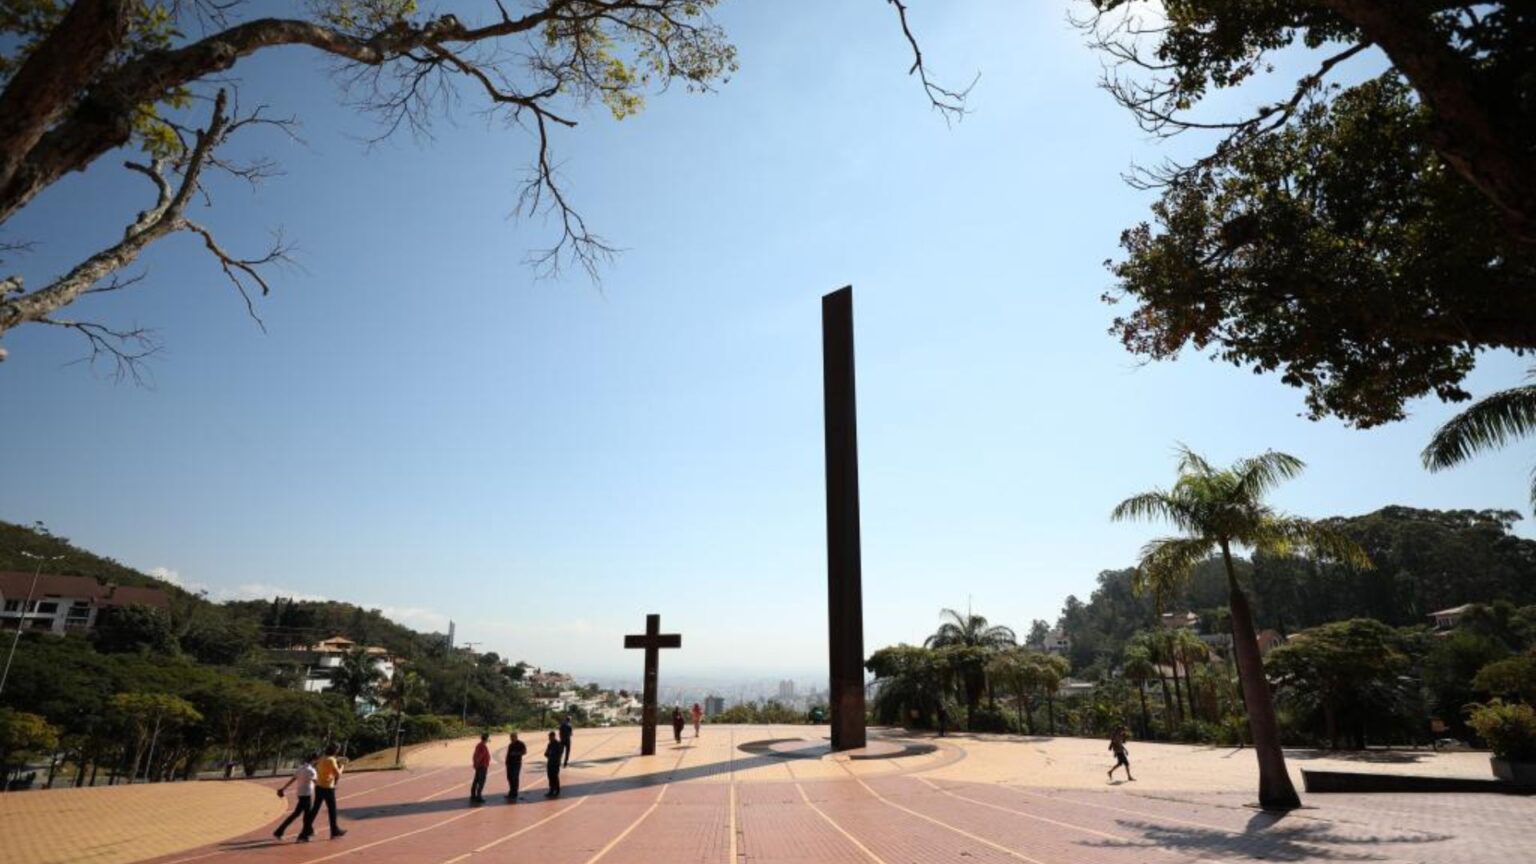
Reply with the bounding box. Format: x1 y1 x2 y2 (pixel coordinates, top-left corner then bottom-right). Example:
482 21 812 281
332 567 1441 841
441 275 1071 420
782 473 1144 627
271 636 398 713
0 571 170 635
1043 629 1071 655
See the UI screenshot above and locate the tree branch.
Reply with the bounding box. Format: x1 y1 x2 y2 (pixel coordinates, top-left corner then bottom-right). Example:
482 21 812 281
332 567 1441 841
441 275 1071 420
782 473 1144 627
886 0 974 122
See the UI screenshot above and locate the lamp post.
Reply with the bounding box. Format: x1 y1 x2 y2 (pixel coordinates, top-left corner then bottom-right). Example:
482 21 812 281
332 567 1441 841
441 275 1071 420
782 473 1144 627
460 641 481 726
0 551 64 698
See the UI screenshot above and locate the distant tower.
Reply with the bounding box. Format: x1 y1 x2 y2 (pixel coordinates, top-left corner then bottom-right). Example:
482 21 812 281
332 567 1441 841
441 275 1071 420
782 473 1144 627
448 620 456 650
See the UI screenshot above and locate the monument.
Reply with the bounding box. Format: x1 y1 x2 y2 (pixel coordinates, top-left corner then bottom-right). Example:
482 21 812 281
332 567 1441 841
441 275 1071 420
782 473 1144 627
822 286 867 750
623 612 681 756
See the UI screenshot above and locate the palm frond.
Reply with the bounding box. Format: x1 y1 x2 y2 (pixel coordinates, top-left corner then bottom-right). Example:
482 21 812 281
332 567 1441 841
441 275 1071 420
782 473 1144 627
1258 517 1373 570
1422 383 1536 470
1111 490 1201 533
1131 535 1215 609
1232 451 1306 501
1174 443 1215 478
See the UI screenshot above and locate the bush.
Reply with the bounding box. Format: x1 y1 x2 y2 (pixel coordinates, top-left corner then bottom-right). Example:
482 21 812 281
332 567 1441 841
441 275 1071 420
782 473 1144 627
966 706 1012 733
1466 700 1536 762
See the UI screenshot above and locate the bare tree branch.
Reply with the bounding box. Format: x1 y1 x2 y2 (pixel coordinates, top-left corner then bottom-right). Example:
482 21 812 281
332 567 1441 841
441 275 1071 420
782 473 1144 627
886 0 974 122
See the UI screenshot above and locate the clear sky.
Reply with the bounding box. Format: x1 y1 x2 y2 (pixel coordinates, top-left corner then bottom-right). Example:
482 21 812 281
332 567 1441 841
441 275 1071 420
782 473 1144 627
2 2 1529 681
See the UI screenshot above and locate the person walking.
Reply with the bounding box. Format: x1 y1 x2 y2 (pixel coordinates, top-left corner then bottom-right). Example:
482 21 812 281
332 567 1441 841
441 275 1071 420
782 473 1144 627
1108 726 1134 782
559 715 574 767
273 751 318 842
691 703 703 738
311 744 348 839
671 707 685 745
544 731 563 798
504 731 527 801
470 733 491 805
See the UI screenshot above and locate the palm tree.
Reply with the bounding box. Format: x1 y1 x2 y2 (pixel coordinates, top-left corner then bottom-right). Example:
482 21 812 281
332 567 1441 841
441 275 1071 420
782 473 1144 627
331 647 386 713
1121 646 1156 740
1112 446 1370 811
925 608 1017 719
1422 368 1536 509
383 668 421 766
1170 628 1211 724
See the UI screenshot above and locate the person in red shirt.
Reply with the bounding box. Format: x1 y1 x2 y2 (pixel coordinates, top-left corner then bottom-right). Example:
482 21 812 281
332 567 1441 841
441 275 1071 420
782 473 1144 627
470 733 491 805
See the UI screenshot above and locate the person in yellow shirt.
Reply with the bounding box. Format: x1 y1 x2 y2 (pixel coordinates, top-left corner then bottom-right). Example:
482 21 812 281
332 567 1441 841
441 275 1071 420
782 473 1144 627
310 744 348 839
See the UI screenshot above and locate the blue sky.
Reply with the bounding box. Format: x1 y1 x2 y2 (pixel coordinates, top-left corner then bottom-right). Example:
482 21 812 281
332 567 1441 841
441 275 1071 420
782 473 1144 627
1 1 1529 680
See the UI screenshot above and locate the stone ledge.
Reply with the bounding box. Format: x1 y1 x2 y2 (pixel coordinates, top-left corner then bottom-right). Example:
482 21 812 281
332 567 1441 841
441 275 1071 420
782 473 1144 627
1301 768 1536 795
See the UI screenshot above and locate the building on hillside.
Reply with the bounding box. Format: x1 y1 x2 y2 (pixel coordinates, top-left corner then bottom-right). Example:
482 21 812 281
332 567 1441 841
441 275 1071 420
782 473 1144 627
1429 604 1472 632
1160 610 1200 632
704 695 725 717
0 571 170 635
269 635 398 712
1255 629 1284 656
1043 629 1071 655
778 679 796 700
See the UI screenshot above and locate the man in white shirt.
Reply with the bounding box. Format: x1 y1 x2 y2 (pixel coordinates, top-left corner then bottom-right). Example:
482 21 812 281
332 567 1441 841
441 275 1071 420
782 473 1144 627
274 751 319 841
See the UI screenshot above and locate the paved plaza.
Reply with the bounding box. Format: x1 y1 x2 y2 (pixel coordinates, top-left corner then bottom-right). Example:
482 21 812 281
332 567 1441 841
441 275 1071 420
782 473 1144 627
2 726 1530 864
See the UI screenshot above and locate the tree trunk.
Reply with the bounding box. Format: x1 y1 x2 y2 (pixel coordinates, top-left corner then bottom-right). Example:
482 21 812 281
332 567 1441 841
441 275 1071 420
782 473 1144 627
1324 701 1339 749
1158 674 1174 736
1223 543 1302 810
1170 662 1185 730
1046 691 1056 735
1137 685 1151 741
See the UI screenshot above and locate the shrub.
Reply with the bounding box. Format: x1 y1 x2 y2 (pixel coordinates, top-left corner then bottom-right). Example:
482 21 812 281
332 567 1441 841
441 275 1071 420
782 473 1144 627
966 706 1012 733
1466 700 1536 762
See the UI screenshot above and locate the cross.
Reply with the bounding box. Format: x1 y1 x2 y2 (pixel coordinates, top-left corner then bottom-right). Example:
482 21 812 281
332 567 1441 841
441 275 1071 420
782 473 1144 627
624 613 681 756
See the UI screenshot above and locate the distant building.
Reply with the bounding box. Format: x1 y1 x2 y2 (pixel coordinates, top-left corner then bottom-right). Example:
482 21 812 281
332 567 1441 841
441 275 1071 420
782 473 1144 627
778 679 796 700
704 696 725 717
0 571 170 635
1043 629 1071 655
1429 604 1472 632
1160 610 1200 632
270 635 398 712
1255 629 1284 656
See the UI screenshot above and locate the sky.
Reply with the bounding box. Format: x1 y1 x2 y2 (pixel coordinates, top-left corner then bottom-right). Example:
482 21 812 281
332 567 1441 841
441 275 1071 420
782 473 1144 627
1 1 1530 682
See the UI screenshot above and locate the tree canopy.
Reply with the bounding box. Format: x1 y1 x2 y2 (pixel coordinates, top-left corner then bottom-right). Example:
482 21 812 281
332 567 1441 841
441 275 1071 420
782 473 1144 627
0 0 960 372
1086 1 1536 427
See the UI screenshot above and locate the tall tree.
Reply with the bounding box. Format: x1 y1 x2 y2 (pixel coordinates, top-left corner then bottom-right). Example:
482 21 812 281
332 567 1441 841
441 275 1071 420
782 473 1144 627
1112 446 1369 810
0 0 960 370
330 647 386 714
1121 645 1156 739
924 608 1017 719
1422 367 1536 510
1083 1 1536 428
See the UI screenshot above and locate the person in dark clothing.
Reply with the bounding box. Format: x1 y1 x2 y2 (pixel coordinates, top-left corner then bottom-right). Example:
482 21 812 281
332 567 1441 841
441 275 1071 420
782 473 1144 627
671 707 685 744
559 716 574 767
273 751 318 841
937 704 949 737
470 733 491 804
1108 726 1134 782
544 732 563 797
504 731 527 801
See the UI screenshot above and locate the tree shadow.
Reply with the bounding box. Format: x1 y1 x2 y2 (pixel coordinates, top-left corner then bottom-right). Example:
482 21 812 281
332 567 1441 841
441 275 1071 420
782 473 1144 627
1081 815 1452 862
1285 750 1434 765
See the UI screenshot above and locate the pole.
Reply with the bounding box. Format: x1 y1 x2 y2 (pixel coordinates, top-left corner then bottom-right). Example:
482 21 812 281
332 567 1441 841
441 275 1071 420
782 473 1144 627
460 642 480 726
0 552 63 698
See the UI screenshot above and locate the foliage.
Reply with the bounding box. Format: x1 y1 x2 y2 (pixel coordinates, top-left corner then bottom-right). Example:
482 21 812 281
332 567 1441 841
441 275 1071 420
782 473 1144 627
92 603 177 655
1466 700 1536 763
1474 653 1536 703
1423 630 1512 738
923 608 1017 717
0 708 59 774
1266 619 1411 748
709 700 807 725
0 520 187 594
866 644 951 729
1423 368 1536 509
1087 1 1536 427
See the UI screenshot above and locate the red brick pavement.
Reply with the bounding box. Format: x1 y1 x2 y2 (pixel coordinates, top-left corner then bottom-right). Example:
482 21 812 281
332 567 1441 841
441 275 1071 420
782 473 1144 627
107 731 1536 864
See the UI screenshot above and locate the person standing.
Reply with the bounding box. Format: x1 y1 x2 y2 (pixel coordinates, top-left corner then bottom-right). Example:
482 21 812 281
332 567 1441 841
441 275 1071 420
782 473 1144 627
311 744 348 839
691 703 703 738
937 704 948 737
671 707 685 745
1108 726 1134 782
559 715 574 767
273 751 318 842
544 731 563 797
470 733 491 805
504 732 527 801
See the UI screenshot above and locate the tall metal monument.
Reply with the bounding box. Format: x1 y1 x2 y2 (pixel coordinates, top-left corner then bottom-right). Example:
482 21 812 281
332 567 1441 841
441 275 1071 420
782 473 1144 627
822 286 867 750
